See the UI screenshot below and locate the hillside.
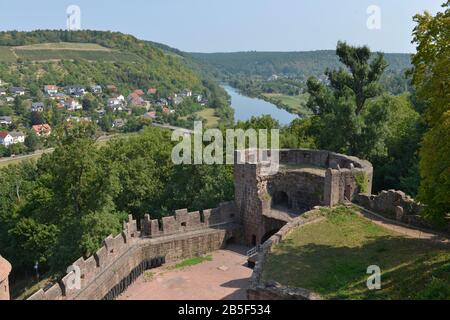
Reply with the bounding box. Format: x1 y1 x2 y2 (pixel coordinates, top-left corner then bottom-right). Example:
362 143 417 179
0 30 218 98
190 50 412 79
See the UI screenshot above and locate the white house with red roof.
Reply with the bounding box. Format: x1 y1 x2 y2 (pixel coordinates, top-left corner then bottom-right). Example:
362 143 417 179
44 85 58 96
0 132 13 147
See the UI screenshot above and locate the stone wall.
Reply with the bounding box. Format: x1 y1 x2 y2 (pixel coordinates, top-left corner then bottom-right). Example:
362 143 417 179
235 149 373 246
354 190 434 229
247 210 324 300
27 202 239 300
0 256 11 300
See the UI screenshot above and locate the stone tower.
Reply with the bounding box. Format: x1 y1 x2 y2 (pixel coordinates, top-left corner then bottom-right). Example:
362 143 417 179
234 149 373 246
0 255 12 300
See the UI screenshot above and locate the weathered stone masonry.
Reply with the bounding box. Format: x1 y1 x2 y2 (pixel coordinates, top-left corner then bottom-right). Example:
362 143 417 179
24 148 376 300
27 202 240 300
234 149 373 246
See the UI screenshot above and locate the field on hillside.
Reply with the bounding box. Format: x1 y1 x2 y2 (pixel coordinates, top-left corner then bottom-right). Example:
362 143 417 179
263 207 450 300
14 48 142 62
262 93 311 116
0 46 17 63
14 42 112 51
0 42 143 63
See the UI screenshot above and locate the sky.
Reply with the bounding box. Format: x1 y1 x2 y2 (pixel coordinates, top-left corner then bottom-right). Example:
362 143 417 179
0 0 445 53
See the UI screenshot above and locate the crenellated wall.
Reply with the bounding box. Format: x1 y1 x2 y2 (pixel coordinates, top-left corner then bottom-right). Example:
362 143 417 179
235 149 373 245
140 202 238 238
27 202 239 300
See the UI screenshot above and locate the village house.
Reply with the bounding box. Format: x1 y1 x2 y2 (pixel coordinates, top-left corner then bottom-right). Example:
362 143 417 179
108 95 126 111
173 96 184 106
44 85 58 96
65 86 86 97
181 89 192 98
90 85 102 94
0 132 13 146
9 131 26 144
0 88 6 96
143 111 157 120
31 102 45 113
66 116 92 124
147 88 157 95
9 87 25 96
64 98 83 111
5 97 14 103
32 124 52 137
112 118 127 128
193 94 203 103
128 92 144 106
0 116 12 126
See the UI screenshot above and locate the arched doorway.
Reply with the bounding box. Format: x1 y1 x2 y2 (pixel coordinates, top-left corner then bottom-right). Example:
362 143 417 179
271 191 290 210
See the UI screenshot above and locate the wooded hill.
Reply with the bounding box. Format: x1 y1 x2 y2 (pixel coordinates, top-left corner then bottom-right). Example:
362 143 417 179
190 50 412 79
0 30 213 98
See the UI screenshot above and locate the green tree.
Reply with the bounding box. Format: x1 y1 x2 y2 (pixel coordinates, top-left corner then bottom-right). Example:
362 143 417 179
412 1 450 224
25 130 41 152
306 41 388 158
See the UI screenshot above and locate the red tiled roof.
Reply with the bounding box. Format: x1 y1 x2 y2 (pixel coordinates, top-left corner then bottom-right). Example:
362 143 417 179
134 89 144 96
32 124 52 135
128 92 140 99
148 88 157 94
0 131 9 139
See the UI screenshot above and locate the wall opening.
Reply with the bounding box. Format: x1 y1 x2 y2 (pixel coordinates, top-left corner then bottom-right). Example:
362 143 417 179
261 229 280 244
251 235 257 247
271 191 290 210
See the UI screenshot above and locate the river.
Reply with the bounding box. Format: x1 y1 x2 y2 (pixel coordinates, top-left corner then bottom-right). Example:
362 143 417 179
222 85 298 126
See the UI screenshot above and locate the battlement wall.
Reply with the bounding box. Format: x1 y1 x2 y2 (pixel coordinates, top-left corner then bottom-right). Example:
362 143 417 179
235 149 372 171
27 202 238 300
140 201 238 238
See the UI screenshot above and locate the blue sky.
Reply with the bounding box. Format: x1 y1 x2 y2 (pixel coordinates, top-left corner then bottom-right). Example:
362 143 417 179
0 0 445 53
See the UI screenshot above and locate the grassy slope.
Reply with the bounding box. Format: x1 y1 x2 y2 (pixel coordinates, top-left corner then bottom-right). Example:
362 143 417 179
0 42 142 63
13 42 112 51
197 108 220 127
261 93 311 116
263 207 450 300
0 46 17 63
14 49 141 62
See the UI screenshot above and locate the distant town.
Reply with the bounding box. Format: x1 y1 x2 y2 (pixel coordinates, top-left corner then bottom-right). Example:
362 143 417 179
0 79 208 157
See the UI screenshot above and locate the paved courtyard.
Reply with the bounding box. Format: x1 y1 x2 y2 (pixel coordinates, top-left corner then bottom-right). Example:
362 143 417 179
118 245 252 300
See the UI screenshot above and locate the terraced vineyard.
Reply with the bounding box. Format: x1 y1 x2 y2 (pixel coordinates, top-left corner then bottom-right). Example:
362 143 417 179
0 42 142 63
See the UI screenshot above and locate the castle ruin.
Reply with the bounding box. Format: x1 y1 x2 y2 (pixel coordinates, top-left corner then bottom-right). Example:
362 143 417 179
22 149 373 300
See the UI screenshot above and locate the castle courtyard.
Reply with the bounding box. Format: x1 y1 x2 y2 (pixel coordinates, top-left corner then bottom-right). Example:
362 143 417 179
118 245 252 300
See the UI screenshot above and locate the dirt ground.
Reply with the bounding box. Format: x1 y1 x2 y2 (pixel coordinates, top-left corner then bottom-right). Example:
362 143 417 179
118 244 252 300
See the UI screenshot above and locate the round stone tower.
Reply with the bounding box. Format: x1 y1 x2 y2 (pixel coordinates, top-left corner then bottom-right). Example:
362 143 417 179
234 149 373 246
0 255 12 300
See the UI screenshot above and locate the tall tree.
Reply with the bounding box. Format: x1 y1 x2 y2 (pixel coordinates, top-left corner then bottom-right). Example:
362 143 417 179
306 41 388 157
412 1 450 224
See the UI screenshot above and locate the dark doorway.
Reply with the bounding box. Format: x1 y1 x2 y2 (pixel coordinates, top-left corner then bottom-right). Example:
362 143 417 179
261 229 280 244
251 235 257 247
272 191 290 209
